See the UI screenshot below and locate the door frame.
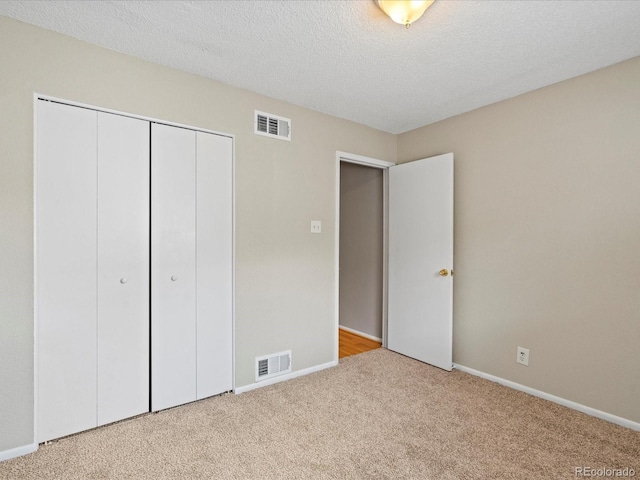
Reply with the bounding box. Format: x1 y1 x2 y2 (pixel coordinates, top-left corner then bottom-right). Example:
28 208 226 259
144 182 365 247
334 151 395 362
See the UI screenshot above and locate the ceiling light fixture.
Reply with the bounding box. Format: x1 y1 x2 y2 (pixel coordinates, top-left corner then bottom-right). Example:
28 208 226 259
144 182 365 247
377 0 435 28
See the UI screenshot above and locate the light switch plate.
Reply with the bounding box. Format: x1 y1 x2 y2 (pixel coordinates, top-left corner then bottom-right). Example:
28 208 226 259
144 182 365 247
311 221 321 233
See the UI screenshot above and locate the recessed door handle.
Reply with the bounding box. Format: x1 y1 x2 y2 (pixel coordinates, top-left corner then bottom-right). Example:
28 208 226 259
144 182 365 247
120 277 128 284
171 275 178 282
438 269 449 277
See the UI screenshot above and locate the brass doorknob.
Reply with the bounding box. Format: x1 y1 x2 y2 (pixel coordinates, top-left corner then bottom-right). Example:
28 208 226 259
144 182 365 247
439 269 449 277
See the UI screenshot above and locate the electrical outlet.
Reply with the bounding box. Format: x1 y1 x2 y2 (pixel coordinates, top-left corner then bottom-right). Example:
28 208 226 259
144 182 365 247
516 347 529 366
311 220 321 234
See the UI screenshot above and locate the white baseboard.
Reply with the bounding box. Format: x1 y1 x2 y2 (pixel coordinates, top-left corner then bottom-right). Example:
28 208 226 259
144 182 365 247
339 325 382 343
235 360 338 395
453 363 640 432
0 443 38 462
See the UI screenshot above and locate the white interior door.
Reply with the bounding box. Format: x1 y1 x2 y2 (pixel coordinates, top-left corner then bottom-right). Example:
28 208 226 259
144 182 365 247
97 112 150 425
387 153 454 371
36 101 98 442
151 123 197 411
195 132 233 399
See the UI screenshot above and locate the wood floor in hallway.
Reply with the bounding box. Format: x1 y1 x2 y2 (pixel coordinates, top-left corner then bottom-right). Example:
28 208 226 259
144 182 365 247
339 328 381 359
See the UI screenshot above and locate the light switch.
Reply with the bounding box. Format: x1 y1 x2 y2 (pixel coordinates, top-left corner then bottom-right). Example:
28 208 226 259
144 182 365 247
311 221 322 234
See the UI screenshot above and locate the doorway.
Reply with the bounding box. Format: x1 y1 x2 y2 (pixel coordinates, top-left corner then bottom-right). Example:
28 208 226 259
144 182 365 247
336 152 393 360
339 162 382 358
335 151 454 369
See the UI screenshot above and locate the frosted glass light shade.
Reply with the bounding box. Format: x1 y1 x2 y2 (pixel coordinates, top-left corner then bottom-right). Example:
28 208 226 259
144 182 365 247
377 0 435 27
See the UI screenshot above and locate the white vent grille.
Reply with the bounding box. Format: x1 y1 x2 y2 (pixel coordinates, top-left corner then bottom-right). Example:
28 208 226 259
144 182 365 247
255 350 292 382
255 110 291 141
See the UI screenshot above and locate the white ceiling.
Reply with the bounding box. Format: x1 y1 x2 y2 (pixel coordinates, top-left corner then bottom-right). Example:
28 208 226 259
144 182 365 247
2 0 640 134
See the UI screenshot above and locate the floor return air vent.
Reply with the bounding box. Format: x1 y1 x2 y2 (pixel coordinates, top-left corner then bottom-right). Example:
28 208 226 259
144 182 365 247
254 110 291 141
255 350 292 382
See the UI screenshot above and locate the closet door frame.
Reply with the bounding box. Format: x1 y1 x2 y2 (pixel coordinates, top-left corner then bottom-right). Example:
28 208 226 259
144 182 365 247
33 93 236 441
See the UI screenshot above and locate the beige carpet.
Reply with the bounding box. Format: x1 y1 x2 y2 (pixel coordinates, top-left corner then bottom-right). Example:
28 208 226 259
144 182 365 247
1 349 638 479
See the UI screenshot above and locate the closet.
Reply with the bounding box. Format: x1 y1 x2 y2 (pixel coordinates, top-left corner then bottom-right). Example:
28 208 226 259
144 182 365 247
35 100 233 443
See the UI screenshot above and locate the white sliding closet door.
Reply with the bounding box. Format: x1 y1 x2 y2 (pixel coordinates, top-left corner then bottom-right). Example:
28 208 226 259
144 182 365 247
97 112 150 426
37 102 151 442
37 101 98 442
196 132 233 399
151 126 233 410
151 124 197 411
38 99 234 434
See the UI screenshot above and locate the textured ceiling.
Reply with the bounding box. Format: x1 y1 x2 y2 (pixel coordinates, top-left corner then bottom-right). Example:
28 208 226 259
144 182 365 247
2 1 640 134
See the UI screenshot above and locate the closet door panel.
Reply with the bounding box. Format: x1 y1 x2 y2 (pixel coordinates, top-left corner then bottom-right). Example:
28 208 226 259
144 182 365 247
97 113 150 426
151 123 197 411
196 132 233 399
36 101 98 442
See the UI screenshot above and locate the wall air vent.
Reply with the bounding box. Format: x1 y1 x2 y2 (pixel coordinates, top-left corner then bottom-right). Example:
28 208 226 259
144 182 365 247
254 110 291 141
255 350 292 382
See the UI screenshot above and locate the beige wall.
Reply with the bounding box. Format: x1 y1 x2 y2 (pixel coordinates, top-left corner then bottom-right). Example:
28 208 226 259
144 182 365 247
339 163 383 339
398 56 640 423
0 16 397 452
2 12 638 457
